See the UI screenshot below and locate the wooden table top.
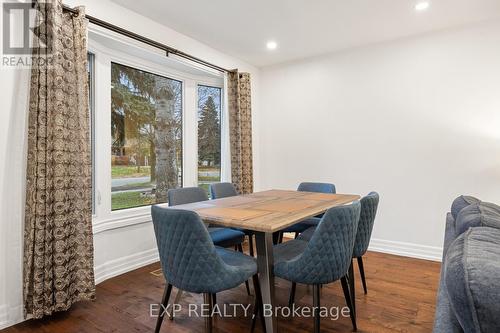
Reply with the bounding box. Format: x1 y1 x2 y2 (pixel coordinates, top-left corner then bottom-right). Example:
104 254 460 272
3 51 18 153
161 189 360 233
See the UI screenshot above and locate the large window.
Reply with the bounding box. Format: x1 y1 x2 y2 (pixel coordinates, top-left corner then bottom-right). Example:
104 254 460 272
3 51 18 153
197 85 222 195
88 29 226 226
111 63 183 210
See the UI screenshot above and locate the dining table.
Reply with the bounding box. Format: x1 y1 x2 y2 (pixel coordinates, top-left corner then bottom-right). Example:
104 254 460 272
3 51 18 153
164 189 360 333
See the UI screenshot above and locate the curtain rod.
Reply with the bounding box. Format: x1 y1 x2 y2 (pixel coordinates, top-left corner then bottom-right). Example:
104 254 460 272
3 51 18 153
61 4 231 73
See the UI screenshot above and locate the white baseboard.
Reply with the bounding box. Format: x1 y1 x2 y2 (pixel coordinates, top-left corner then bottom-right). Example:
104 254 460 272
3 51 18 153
94 248 159 285
369 238 443 262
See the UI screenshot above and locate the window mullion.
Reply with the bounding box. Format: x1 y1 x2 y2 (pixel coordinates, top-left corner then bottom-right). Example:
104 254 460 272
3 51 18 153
183 79 198 188
94 52 113 221
220 75 231 183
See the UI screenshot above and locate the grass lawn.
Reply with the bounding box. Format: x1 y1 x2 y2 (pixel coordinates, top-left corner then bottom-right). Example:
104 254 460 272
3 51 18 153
199 183 210 195
198 166 220 172
112 191 154 210
198 176 220 182
112 181 153 191
112 165 151 178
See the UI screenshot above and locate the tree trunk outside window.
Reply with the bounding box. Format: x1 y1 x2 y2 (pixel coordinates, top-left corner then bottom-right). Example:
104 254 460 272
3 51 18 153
154 93 178 203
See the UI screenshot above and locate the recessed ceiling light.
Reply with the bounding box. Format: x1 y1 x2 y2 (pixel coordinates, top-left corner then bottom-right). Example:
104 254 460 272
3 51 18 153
266 41 277 50
415 1 430 11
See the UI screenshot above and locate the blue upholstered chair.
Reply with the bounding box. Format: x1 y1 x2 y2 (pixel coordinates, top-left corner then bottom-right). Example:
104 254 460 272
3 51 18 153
299 192 380 316
209 182 238 199
297 182 336 194
168 187 246 250
278 182 336 242
266 202 361 332
349 192 379 316
351 192 379 291
151 206 263 333
209 182 256 257
168 187 250 296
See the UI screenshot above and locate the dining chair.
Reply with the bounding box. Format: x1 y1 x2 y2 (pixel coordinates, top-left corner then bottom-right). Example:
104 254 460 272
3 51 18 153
210 182 256 257
168 187 246 250
167 187 250 300
278 182 337 242
348 192 379 314
209 182 238 199
297 182 336 194
151 206 264 333
260 202 361 332
297 192 380 318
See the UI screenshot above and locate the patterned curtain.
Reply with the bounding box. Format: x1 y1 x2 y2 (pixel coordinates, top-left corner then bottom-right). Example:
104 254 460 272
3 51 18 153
23 0 95 319
227 71 253 194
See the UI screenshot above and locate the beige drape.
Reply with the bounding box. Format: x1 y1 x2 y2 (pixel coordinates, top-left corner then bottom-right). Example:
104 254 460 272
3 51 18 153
227 71 253 194
24 0 95 319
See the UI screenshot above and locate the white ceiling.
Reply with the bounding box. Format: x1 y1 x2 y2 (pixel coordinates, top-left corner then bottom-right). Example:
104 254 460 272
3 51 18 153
110 0 500 67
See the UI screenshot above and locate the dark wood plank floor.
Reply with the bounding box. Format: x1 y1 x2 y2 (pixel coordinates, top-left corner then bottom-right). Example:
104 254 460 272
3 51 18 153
3 249 441 333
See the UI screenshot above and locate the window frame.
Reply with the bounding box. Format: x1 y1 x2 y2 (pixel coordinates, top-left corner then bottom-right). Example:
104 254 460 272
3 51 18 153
88 29 228 233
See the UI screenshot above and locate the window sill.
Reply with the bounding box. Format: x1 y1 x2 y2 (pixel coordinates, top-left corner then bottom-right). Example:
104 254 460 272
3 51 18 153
93 207 153 234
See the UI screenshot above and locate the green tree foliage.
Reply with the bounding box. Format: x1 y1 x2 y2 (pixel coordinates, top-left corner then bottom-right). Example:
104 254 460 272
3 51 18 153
198 96 221 166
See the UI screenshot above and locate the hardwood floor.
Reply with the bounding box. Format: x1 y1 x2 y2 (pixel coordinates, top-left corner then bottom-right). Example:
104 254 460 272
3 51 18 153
3 250 440 333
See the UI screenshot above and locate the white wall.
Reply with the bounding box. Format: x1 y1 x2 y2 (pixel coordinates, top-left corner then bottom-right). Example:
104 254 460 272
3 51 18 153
259 20 500 259
0 0 259 328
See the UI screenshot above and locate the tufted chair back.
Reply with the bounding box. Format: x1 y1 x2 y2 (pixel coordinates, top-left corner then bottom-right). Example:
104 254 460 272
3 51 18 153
168 187 208 206
275 201 361 285
298 182 336 219
210 182 238 199
151 206 251 293
297 182 336 194
352 192 380 258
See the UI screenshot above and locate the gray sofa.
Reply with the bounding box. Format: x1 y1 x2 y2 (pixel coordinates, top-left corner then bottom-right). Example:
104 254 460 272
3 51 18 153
434 196 500 332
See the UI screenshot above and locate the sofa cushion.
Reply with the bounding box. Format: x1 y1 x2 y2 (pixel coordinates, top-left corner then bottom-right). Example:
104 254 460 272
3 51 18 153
433 266 465 333
451 195 481 220
445 227 500 333
455 202 500 236
442 213 457 260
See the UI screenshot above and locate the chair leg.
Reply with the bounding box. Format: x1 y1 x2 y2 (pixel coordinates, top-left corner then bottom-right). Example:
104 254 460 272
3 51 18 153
341 277 357 331
248 235 254 257
237 244 252 296
348 261 356 314
288 282 296 308
251 274 266 333
294 232 299 239
251 300 259 333
244 277 251 296
272 231 281 245
203 293 213 333
170 289 183 320
313 284 320 333
278 232 284 244
155 283 173 333
357 256 367 294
